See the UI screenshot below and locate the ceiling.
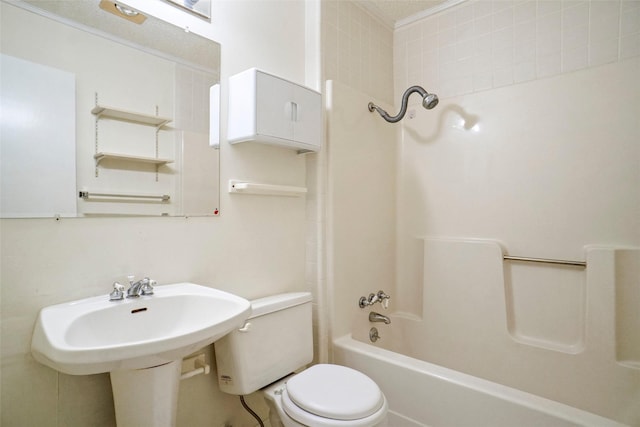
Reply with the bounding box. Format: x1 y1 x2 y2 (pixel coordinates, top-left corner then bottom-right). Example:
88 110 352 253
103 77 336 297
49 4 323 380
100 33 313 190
357 0 456 27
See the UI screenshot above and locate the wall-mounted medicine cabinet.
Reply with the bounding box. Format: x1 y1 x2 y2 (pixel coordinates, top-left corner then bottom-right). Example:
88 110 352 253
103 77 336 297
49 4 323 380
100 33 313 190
227 68 322 152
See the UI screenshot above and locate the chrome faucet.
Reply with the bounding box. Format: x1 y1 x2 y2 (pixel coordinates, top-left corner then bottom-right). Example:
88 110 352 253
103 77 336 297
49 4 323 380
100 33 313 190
126 276 155 298
369 311 391 324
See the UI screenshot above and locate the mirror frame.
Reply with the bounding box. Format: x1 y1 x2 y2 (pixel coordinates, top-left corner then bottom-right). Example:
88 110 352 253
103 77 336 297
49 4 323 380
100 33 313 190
163 0 212 20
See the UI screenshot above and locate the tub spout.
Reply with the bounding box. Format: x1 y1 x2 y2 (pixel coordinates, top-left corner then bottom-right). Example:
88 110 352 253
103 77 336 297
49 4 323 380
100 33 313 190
369 312 391 324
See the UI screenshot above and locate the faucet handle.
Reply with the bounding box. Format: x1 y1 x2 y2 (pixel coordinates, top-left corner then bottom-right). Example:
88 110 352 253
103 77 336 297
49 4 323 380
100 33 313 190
377 290 390 309
141 278 155 296
109 282 125 301
368 293 379 304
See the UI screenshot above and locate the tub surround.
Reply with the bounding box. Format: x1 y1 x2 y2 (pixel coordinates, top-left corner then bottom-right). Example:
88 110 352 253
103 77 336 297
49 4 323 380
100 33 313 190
326 53 640 424
349 241 640 423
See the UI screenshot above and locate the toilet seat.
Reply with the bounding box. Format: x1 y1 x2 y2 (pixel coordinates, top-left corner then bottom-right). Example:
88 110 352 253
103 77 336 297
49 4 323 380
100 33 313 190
281 364 387 426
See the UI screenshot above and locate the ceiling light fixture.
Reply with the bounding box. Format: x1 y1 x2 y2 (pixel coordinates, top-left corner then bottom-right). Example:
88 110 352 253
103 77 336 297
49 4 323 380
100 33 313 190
114 4 139 17
98 0 147 24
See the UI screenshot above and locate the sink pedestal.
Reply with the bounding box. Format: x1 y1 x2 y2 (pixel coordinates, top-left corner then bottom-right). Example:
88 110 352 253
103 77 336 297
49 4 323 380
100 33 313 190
110 360 181 427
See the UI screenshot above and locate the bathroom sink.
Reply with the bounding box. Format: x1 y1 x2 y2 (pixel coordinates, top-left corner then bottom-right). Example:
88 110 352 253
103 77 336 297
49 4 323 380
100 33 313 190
31 283 251 375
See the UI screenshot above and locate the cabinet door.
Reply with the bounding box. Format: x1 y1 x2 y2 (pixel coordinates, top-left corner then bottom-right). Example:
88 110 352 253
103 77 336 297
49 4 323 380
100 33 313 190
255 72 294 141
292 86 322 148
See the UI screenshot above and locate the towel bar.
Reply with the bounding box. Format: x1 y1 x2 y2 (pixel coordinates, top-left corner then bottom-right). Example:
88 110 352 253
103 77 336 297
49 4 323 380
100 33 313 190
503 255 586 268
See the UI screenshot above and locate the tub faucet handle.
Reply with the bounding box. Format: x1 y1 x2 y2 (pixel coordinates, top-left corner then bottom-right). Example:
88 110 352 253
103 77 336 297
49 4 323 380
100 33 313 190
368 293 379 304
377 290 390 309
359 290 391 308
369 327 381 343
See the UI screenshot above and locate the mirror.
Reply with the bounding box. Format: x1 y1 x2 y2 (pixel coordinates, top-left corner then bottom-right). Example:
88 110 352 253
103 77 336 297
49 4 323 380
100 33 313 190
0 0 221 218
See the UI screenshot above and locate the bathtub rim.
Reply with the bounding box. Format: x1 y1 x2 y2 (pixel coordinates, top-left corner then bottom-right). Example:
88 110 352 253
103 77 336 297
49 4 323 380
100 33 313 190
332 334 628 427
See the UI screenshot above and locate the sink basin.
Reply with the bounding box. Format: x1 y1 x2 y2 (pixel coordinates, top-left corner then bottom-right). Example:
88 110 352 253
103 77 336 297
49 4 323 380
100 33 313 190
31 283 251 375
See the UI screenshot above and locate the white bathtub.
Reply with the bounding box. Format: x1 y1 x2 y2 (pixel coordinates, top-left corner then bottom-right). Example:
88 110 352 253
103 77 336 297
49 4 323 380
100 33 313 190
332 335 628 427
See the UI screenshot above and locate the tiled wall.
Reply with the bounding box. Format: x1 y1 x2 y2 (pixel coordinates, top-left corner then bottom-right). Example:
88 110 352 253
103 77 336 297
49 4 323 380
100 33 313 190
311 1 395 363
322 0 394 104
395 0 640 99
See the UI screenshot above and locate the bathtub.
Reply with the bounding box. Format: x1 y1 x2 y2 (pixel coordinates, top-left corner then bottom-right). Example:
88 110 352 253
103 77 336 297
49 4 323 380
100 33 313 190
332 335 628 427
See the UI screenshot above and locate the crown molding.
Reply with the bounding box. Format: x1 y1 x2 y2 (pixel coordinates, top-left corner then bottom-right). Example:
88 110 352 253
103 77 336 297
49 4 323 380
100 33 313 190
395 0 468 29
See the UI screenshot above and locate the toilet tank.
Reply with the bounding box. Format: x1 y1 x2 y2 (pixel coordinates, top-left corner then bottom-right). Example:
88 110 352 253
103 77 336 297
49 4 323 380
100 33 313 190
214 292 313 395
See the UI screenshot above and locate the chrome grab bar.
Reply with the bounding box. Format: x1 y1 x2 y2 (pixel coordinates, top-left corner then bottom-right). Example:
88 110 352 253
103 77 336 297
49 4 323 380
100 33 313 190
503 255 586 268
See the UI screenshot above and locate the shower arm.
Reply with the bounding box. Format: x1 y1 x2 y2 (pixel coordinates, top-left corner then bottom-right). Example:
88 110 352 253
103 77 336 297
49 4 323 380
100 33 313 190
368 86 432 123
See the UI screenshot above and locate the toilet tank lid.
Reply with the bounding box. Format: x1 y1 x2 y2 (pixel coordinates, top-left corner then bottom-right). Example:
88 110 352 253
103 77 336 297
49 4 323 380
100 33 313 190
249 292 312 319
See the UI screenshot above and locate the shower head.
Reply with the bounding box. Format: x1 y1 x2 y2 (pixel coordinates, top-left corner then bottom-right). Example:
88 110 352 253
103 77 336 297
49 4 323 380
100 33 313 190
368 85 438 123
422 93 439 110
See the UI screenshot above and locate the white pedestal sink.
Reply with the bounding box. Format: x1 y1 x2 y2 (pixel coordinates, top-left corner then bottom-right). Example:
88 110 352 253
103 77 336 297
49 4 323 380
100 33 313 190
31 283 251 427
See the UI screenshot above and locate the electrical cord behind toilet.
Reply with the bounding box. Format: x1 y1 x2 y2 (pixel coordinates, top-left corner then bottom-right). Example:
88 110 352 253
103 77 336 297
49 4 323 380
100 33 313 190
240 395 264 427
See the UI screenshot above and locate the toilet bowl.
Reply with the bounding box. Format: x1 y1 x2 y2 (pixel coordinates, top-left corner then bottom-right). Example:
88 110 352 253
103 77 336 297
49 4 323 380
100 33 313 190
263 365 388 427
214 292 388 426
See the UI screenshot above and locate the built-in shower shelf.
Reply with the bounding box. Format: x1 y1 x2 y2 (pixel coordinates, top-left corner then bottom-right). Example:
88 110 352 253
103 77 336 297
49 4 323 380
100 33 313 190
91 105 172 127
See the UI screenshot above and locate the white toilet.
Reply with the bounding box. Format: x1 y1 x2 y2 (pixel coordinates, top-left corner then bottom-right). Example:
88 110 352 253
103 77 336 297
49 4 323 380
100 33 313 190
214 292 388 427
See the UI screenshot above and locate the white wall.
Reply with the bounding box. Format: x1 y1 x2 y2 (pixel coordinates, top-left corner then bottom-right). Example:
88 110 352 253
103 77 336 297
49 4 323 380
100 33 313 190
0 1 313 426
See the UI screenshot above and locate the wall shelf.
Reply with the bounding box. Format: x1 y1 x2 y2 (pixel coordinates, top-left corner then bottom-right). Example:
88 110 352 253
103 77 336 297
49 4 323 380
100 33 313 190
94 152 174 166
228 180 307 197
91 105 172 127
91 94 174 180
